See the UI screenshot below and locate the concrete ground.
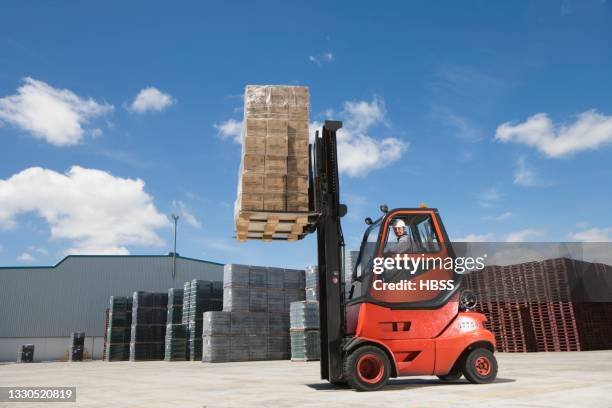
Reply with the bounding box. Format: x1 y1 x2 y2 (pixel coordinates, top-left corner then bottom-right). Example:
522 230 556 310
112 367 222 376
1 351 611 408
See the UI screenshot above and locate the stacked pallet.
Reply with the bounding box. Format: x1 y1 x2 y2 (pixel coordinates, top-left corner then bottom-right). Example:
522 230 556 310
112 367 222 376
290 301 320 361
105 296 132 361
164 324 189 361
68 332 85 362
130 291 168 361
164 288 187 361
234 85 311 242
17 344 34 363
202 264 305 362
186 280 223 361
465 257 612 352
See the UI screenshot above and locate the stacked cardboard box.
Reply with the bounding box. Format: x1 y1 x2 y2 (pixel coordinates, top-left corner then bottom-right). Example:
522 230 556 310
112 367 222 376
129 291 168 361
290 301 320 361
235 85 311 242
68 332 85 362
202 264 305 362
164 288 187 361
105 296 132 361
186 280 223 361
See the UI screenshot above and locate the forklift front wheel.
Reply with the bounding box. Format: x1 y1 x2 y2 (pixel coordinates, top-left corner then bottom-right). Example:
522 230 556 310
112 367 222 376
344 345 391 391
462 348 498 384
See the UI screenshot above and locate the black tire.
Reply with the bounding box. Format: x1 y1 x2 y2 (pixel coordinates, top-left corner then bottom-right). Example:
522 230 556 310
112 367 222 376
437 365 463 381
344 345 391 391
462 348 497 384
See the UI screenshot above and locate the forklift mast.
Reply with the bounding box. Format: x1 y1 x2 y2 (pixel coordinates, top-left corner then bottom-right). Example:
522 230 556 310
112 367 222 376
310 120 347 383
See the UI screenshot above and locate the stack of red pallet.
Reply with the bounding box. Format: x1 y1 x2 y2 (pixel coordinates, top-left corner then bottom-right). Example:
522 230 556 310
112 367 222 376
464 257 612 352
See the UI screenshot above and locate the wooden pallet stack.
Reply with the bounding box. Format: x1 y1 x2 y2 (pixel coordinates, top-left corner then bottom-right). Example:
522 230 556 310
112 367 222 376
235 85 311 242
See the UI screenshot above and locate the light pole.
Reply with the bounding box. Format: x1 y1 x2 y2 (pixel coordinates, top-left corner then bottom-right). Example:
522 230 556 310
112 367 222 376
171 214 179 278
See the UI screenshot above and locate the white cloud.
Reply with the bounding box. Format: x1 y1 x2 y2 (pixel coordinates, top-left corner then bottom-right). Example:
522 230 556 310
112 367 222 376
128 87 175 113
0 166 169 255
514 155 536 186
0 77 113 146
309 52 335 65
568 227 612 242
333 96 407 177
504 228 545 242
483 211 513 221
214 118 243 143
478 187 501 208
433 106 483 143
453 233 494 242
28 246 49 256
172 200 201 229
495 110 612 157
17 252 35 262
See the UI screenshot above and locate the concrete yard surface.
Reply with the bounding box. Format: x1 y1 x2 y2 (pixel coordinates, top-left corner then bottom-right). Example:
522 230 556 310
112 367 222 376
1 351 611 408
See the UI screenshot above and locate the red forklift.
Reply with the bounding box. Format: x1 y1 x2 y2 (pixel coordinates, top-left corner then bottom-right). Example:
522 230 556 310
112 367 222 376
307 121 498 391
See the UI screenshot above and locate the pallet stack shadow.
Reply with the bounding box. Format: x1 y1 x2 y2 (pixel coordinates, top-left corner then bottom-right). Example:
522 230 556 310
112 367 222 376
105 296 132 361
130 291 168 361
202 264 305 362
164 288 187 361
234 85 311 242
17 344 34 363
465 257 612 352
69 332 85 362
185 280 223 361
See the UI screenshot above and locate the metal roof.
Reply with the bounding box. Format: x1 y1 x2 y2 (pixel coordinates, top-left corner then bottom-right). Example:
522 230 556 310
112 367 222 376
0 255 224 337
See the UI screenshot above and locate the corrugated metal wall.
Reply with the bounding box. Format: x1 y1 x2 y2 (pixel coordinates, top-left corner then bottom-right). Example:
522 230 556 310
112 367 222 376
0 255 223 338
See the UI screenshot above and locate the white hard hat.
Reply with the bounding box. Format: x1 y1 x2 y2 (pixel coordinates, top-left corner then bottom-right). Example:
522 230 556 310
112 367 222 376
392 219 406 228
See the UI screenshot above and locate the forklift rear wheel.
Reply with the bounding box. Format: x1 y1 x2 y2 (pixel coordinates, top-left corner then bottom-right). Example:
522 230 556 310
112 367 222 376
462 348 497 384
344 345 391 391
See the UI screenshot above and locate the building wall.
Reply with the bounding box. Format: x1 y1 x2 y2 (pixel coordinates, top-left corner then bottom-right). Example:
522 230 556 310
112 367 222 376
0 337 104 362
0 255 224 361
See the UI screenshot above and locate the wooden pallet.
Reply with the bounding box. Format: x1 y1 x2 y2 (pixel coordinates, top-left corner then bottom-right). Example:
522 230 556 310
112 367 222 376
236 210 313 242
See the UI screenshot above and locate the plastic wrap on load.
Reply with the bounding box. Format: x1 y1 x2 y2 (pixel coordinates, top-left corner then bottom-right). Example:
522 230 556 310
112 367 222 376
267 290 284 313
202 335 230 362
223 286 250 311
284 289 306 310
129 342 165 361
223 264 250 288
268 313 290 335
290 301 319 330
268 335 290 360
267 267 284 289
290 330 320 361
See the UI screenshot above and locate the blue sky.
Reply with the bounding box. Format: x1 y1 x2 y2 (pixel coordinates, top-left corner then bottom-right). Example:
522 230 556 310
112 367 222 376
1 0 611 268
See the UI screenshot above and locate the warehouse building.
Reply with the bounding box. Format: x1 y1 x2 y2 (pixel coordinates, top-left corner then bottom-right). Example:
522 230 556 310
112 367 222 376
0 254 223 362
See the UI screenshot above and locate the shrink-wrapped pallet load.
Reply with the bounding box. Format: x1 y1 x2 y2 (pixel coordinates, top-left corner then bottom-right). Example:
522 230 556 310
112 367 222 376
235 85 311 242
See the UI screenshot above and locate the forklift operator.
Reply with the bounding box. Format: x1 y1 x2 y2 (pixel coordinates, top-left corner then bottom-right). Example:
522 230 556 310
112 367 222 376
392 219 415 253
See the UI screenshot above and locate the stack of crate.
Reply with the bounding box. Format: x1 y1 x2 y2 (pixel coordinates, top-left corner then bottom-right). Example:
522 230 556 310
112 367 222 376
186 280 223 361
289 301 320 361
17 344 34 363
305 265 318 302
130 291 168 361
68 332 85 362
234 85 311 242
164 288 188 361
202 264 305 362
344 250 359 299
465 257 597 352
105 296 132 361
